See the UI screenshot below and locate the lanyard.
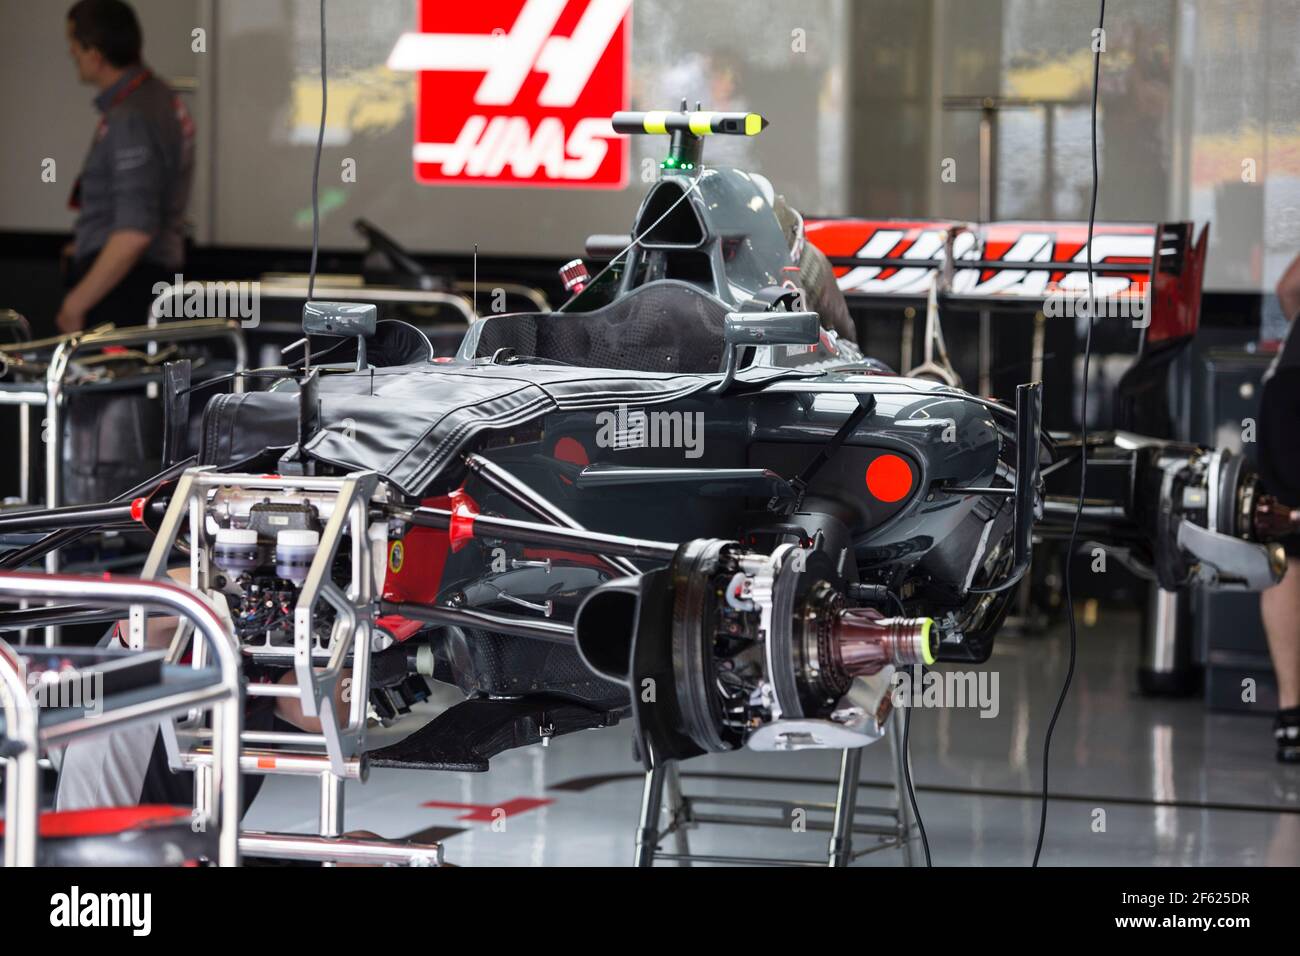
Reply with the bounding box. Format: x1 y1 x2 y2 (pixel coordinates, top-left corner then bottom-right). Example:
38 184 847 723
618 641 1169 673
68 69 154 211
105 68 152 112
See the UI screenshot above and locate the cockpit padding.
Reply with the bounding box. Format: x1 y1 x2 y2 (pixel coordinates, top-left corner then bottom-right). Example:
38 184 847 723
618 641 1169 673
471 279 729 374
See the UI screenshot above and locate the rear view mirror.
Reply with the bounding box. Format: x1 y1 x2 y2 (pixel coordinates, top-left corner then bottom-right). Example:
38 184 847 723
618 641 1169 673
302 301 378 372
723 311 821 346
713 310 823 393
302 301 378 338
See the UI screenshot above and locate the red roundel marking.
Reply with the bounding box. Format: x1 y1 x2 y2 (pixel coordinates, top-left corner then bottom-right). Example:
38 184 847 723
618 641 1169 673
553 436 589 467
553 436 589 486
865 454 913 503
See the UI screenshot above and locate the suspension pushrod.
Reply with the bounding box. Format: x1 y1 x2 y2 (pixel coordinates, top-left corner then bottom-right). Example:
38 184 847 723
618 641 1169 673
380 600 575 644
0 502 134 535
389 504 679 564
0 456 194 571
462 454 640 577
0 604 125 632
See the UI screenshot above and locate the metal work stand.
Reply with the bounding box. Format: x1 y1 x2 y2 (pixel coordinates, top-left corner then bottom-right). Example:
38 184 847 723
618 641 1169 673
634 711 917 867
1 467 445 867
249 272 551 320
0 571 243 867
0 318 248 645
134 467 443 866
1138 584 1197 696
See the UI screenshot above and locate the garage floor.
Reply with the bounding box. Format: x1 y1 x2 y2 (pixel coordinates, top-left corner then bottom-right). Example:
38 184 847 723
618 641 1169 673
242 611 1300 866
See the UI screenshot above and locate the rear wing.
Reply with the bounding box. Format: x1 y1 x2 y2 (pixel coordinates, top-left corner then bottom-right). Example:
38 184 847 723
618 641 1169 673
804 218 1208 347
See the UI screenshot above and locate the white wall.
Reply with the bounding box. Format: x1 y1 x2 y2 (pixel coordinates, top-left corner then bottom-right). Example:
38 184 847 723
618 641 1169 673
924 0 1300 294
204 0 846 257
2 0 1295 292
0 0 848 259
0 0 201 235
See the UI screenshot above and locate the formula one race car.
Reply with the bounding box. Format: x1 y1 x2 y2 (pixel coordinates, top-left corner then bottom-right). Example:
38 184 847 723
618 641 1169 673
3 109 1298 787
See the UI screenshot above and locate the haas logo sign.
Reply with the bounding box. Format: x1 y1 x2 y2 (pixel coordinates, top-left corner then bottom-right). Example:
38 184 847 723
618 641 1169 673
388 0 630 188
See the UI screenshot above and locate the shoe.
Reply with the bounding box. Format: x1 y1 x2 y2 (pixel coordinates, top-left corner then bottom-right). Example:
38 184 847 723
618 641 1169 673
1276 707 1300 764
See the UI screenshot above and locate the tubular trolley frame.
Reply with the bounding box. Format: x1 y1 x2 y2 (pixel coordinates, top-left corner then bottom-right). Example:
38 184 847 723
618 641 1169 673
0 570 243 867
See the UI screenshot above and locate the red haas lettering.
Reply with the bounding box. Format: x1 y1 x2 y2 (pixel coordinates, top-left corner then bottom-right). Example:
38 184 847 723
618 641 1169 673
388 0 631 188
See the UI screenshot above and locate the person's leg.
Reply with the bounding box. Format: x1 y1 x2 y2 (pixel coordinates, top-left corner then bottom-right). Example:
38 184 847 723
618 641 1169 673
56 569 189 810
55 559 353 812
1262 559 1300 709
55 605 183 810
55 719 165 810
57 590 350 810
1261 558 1300 762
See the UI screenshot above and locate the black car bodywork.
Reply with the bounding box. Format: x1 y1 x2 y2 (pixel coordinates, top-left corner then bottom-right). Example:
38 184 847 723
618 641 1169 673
2 112 1292 772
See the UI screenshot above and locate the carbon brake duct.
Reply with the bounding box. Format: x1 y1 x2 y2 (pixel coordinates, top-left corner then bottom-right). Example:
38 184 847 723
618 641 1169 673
161 359 192 468
572 547 707 768
1010 382 1044 583
969 381 1042 594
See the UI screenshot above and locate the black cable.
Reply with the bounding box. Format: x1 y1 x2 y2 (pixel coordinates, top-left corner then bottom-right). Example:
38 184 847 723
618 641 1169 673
968 576 1026 595
1033 0 1105 867
175 337 358 398
307 0 327 300
555 178 701 312
901 676 932 867
887 591 932 866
